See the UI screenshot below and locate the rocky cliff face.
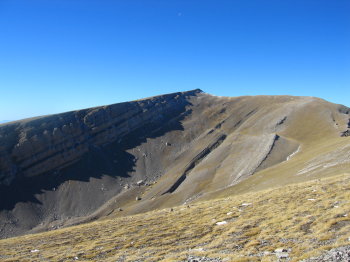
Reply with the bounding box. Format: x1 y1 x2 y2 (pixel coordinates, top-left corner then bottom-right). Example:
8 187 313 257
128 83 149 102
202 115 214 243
0 89 200 186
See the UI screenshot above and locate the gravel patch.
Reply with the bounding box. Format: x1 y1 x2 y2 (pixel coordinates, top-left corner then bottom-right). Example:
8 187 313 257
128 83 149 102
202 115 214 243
301 245 350 261
186 255 222 262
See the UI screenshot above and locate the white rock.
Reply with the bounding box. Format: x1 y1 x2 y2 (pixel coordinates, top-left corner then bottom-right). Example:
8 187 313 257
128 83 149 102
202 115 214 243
191 248 204 252
275 248 289 259
227 212 233 216
216 221 227 226
276 253 289 258
241 203 252 206
275 248 288 253
136 180 144 186
307 198 316 201
30 249 39 253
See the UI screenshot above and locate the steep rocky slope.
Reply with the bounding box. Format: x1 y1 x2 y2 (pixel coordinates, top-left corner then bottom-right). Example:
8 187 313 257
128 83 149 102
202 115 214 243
0 90 350 239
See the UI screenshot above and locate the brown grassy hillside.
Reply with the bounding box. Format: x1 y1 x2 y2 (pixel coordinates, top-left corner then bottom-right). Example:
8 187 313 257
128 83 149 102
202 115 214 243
1 174 349 261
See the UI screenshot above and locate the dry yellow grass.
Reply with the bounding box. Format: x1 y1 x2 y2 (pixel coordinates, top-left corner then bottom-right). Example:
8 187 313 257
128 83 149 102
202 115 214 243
1 174 350 261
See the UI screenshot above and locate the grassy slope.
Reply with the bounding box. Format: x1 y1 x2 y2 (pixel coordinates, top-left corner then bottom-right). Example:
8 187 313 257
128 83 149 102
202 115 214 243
1 173 350 262
198 98 350 201
110 96 350 218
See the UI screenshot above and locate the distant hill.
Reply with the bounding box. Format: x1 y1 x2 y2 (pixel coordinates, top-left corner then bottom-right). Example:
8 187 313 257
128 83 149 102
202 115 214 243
0 120 11 124
0 89 350 240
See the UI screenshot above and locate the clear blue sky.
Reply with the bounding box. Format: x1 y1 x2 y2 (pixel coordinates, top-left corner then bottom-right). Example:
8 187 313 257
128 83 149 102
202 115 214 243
0 0 349 121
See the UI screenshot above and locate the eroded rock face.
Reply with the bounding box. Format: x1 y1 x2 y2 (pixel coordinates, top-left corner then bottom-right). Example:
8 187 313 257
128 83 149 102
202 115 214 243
0 89 201 186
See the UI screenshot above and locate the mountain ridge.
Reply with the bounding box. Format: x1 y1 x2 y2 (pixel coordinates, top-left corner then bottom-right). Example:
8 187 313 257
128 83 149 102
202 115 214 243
0 90 350 239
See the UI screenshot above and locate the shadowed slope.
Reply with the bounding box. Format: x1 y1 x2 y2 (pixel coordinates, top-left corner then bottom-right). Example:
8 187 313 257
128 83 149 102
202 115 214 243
0 90 199 237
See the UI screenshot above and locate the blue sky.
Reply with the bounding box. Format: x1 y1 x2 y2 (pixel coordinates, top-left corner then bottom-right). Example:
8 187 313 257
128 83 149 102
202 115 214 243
0 0 349 121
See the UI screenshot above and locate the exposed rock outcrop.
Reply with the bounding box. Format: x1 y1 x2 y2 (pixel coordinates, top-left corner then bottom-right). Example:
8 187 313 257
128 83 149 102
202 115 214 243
0 89 201 186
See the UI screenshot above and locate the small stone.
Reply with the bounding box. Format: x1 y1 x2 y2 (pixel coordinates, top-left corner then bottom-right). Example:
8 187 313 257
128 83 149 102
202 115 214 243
136 180 144 186
191 248 204 252
227 212 233 215
136 196 141 201
275 248 289 259
277 253 289 259
30 249 39 253
216 221 227 226
275 248 288 253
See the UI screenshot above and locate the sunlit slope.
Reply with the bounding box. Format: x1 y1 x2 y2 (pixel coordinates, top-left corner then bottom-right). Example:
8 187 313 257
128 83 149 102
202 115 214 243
1 174 349 262
199 98 350 200
112 94 350 216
